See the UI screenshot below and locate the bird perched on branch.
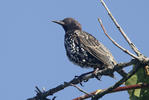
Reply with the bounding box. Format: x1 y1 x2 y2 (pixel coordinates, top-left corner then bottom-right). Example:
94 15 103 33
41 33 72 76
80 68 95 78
52 18 126 78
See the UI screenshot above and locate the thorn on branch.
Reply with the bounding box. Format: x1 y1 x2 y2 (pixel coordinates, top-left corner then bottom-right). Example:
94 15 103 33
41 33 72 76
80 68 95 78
27 86 56 100
35 86 42 94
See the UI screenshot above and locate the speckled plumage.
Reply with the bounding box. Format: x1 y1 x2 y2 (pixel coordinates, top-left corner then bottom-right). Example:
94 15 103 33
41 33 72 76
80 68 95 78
64 30 115 70
52 18 127 77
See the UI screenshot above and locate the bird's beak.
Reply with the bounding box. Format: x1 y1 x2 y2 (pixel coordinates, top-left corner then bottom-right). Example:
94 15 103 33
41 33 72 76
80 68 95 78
52 20 65 25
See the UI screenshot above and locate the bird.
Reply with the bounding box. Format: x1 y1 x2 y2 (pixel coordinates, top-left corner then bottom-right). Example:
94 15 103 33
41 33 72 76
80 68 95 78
52 18 127 78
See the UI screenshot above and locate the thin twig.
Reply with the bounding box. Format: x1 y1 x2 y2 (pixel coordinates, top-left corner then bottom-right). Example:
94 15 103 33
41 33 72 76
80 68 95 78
27 60 135 100
35 86 42 94
98 18 139 59
71 83 93 97
99 0 142 57
73 83 149 100
92 63 142 100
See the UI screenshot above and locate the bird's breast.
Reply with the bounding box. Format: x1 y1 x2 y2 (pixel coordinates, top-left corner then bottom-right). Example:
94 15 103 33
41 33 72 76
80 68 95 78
64 33 103 68
64 34 80 55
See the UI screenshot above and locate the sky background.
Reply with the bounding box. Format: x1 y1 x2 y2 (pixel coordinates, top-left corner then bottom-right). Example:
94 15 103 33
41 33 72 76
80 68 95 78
0 0 149 100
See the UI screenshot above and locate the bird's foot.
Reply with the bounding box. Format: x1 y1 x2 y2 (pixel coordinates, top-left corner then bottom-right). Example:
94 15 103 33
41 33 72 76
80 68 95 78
74 75 85 86
74 71 93 86
93 68 102 81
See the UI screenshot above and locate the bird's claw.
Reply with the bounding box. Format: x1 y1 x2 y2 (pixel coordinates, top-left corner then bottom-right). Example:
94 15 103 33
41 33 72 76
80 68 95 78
74 75 85 86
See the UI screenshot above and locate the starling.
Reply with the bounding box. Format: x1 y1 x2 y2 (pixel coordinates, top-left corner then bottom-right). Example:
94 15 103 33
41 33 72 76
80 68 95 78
52 18 127 78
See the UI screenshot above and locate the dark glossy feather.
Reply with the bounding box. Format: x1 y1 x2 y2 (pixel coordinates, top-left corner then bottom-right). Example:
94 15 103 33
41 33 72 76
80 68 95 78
74 30 116 69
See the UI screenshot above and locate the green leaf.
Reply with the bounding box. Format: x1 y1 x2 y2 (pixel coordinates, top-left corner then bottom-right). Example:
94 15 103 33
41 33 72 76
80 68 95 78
125 65 149 100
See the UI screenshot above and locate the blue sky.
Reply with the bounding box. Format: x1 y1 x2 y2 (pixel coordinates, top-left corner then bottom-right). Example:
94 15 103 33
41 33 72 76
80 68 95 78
1 0 149 100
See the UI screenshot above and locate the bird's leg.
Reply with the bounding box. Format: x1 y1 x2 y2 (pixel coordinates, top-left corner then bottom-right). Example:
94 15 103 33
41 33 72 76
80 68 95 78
93 68 102 80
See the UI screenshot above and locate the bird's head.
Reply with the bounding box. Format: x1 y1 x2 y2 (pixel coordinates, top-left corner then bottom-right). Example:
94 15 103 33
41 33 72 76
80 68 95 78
52 18 82 32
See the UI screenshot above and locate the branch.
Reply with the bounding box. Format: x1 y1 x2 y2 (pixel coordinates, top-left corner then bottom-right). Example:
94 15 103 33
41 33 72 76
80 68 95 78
98 18 139 59
73 83 149 100
91 63 142 100
27 60 135 100
71 84 93 97
99 0 142 57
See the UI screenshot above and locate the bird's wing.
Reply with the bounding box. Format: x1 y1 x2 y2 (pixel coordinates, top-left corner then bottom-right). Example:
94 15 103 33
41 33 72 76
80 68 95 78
74 30 116 66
